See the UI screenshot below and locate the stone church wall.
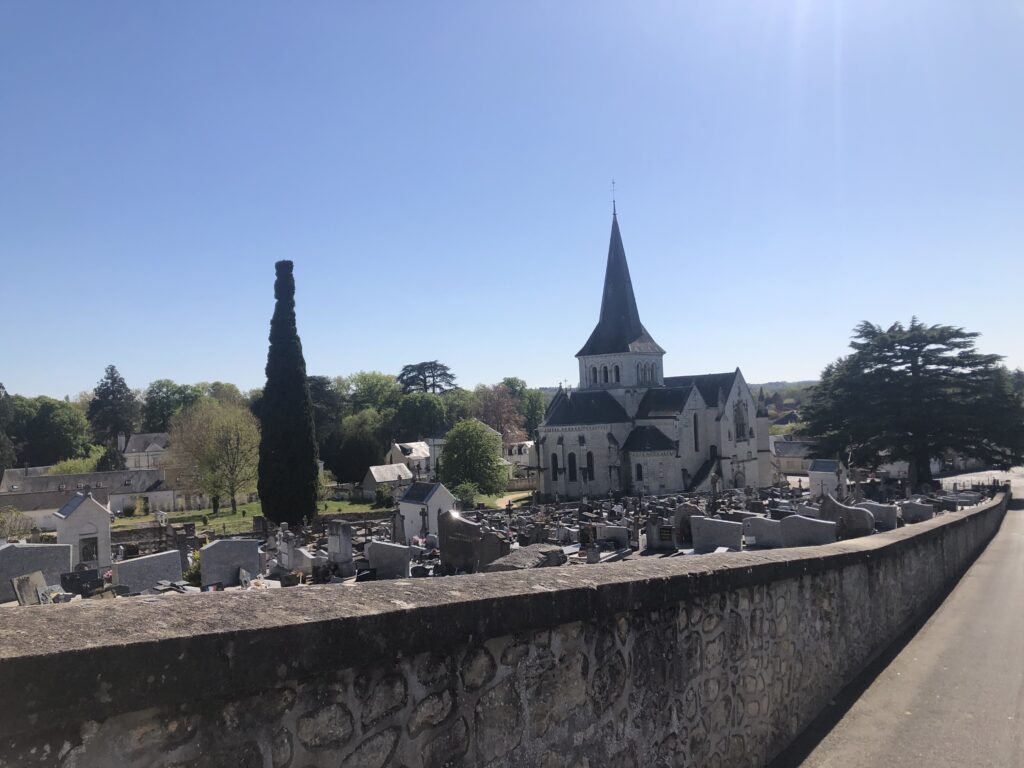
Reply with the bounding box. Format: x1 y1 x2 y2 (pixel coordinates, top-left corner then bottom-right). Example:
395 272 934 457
0 492 1010 768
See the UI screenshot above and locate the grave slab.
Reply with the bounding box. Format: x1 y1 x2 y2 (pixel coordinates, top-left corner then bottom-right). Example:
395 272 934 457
0 543 72 604
742 516 783 549
780 515 838 547
113 550 184 594
199 539 261 588
690 517 743 554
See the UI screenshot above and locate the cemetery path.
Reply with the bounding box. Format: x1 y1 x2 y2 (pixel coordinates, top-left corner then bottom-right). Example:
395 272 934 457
775 474 1024 768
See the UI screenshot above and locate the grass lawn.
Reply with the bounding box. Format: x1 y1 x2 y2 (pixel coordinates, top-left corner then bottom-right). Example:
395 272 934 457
111 499 384 535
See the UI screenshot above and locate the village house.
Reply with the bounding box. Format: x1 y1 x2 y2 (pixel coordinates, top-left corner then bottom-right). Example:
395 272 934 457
537 212 771 499
361 463 414 500
383 441 432 476
122 432 171 469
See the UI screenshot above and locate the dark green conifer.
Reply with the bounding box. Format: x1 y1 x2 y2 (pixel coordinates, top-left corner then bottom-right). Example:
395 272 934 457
257 261 319 525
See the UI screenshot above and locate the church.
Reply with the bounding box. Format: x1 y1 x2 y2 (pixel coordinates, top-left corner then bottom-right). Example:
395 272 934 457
537 212 772 498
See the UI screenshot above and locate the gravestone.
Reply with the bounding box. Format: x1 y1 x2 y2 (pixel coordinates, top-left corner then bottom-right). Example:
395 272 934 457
438 511 483 572
780 515 837 547
11 570 48 606
742 516 783 549
901 501 935 524
0 543 72 604
690 516 743 554
672 504 703 546
199 539 261 588
327 520 355 577
364 540 411 579
61 569 103 597
595 524 629 549
796 504 820 518
484 543 567 572
856 502 898 532
820 495 875 539
479 529 511 569
645 518 676 553
113 550 183 595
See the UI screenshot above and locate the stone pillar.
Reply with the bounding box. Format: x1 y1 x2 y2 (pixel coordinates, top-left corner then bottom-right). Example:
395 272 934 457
327 520 355 577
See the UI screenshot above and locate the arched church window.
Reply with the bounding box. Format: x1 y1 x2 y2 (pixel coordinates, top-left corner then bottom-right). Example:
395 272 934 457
591 366 598 385
614 365 620 383
636 463 644 482
734 401 749 443
568 452 578 482
602 366 609 383
693 413 700 452
586 451 594 481
551 453 559 478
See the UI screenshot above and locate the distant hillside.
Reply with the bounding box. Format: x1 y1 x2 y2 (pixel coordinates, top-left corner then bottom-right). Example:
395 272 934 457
750 381 818 392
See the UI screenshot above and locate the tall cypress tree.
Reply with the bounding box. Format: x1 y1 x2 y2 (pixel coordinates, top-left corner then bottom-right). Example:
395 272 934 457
258 261 319 526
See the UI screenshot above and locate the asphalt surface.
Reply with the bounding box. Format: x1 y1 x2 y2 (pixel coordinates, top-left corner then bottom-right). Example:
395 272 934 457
772 469 1024 768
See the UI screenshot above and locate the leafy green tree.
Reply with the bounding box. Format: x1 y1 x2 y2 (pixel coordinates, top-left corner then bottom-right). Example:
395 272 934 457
257 261 319 526
202 381 246 407
173 400 261 514
48 444 105 475
349 371 403 412
804 319 1024 489
452 481 479 508
332 408 388 483
96 445 126 471
439 419 506 494
87 365 140 447
20 397 92 466
394 392 446 439
397 361 457 394
440 388 479 431
142 379 202 432
500 377 547 435
0 384 16 474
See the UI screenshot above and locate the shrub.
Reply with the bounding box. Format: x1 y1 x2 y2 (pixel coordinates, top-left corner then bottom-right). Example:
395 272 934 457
121 503 136 518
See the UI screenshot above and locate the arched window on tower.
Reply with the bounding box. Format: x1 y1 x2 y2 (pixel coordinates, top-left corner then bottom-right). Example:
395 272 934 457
614 365 620 383
591 366 598 386
568 452 578 482
636 463 644 482
586 451 594 481
693 413 700 452
551 453 559 480
602 366 609 384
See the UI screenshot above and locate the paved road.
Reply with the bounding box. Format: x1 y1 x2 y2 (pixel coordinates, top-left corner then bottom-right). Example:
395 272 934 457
775 469 1024 768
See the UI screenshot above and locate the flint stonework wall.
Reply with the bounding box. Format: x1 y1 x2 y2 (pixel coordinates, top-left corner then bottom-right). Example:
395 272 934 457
0 492 1010 768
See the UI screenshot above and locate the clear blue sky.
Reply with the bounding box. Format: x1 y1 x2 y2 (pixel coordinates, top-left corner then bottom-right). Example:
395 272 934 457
2 2 1022 399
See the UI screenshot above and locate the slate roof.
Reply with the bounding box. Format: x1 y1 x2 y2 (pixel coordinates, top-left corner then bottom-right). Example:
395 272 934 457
772 440 817 459
395 442 430 460
53 492 107 520
123 432 170 454
543 389 630 427
577 215 664 357
400 482 443 504
635 385 695 418
367 464 414 484
622 426 676 453
808 459 841 473
0 469 165 496
663 370 740 408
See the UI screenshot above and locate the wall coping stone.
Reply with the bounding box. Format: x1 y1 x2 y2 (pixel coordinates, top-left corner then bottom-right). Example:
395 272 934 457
0 491 1009 740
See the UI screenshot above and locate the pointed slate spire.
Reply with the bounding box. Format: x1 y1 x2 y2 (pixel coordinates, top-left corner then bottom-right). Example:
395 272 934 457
577 213 664 357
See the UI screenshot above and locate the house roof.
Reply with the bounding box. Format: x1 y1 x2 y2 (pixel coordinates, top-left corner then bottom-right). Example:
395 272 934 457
53 492 107 520
367 464 414 483
635 385 695 418
576 214 664 357
395 441 430 460
622 426 676 453
400 482 444 504
808 459 842 473
663 370 740 408
772 440 817 459
0 469 165 496
543 389 630 427
123 432 171 454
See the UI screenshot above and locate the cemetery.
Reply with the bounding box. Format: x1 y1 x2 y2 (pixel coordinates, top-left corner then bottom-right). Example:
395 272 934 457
0 485 1011 767
2 479 1006 607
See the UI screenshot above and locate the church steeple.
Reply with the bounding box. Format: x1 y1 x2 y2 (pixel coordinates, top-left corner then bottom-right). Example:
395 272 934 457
576 213 664 358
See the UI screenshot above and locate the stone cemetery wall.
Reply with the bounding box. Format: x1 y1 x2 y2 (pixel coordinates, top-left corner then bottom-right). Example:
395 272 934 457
0 491 1010 768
